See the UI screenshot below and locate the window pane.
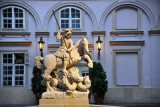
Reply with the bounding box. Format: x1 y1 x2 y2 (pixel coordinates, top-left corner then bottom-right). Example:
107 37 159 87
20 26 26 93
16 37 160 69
3 59 7 63
8 8 12 12
4 24 7 28
8 20 12 23
8 24 12 28
8 81 12 85
19 13 23 17
15 13 18 17
3 66 7 74
19 20 23 23
72 24 75 28
15 53 24 64
61 9 69 18
15 65 24 74
16 24 18 28
71 8 76 18
3 12 7 17
15 76 24 86
72 20 80 28
61 20 69 28
3 54 7 58
76 10 80 18
19 24 23 28
76 24 80 28
3 77 12 86
14 8 18 12
8 12 12 17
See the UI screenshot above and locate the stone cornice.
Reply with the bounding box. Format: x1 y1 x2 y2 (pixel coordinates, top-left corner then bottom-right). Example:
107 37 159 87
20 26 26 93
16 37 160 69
110 31 144 35
35 32 50 36
0 41 32 46
91 31 106 36
54 32 87 36
0 31 31 35
109 40 145 46
148 30 160 35
48 44 94 48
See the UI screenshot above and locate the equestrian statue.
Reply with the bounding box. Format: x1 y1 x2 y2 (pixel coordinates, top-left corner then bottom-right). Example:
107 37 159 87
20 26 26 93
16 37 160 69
35 29 93 99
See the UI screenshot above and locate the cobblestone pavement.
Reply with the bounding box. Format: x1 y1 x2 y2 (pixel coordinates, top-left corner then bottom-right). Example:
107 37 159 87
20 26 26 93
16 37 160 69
0 104 160 107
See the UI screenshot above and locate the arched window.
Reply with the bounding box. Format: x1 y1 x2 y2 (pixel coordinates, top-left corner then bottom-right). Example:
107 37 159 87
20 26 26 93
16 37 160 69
59 7 81 29
1 6 25 29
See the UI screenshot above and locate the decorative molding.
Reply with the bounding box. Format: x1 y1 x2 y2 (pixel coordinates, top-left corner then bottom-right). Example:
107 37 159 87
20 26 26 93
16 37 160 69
148 30 160 35
54 32 87 36
0 1 42 30
0 32 31 35
35 32 50 37
109 40 144 46
113 49 142 88
0 41 32 46
99 1 156 30
110 31 144 35
91 31 106 36
43 2 98 30
48 44 94 48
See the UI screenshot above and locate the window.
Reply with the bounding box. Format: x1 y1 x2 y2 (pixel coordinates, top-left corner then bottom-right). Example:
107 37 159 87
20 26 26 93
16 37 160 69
1 6 25 29
113 49 142 87
82 71 89 77
1 53 25 86
59 7 81 29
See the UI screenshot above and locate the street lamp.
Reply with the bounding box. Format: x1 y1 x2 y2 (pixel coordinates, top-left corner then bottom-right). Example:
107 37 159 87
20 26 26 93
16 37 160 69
96 36 102 60
38 37 45 57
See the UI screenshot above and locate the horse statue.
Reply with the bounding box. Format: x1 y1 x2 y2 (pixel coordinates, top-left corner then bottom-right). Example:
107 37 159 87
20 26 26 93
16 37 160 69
35 37 93 93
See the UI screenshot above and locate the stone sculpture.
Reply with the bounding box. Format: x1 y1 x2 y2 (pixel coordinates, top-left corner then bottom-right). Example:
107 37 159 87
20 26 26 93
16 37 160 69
35 29 93 107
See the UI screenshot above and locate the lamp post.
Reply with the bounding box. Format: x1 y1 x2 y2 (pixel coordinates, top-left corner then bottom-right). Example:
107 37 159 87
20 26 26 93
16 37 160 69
38 37 45 57
96 36 102 60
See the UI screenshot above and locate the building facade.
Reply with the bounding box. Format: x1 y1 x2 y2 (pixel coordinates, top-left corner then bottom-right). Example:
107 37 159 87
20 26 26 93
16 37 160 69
0 0 160 104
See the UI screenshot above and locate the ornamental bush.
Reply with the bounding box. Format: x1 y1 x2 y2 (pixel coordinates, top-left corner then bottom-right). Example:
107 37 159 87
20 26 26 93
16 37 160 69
89 62 108 95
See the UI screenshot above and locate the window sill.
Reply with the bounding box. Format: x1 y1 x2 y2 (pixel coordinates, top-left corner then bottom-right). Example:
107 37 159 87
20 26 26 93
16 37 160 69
54 31 87 36
109 40 145 46
110 31 144 35
0 41 32 46
148 30 160 35
0 31 31 35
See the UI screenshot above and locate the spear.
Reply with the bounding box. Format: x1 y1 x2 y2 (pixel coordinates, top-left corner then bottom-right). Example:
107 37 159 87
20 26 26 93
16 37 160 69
52 11 61 29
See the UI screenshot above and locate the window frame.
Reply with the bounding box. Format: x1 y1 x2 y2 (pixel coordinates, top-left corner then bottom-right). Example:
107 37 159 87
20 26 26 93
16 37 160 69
1 52 26 87
59 7 82 29
1 6 25 30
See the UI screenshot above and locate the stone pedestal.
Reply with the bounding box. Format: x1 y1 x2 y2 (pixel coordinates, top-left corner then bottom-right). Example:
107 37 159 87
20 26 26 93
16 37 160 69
39 91 90 107
39 98 90 107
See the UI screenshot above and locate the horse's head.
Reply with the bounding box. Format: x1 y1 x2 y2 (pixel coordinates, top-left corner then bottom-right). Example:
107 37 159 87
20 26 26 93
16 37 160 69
82 37 89 53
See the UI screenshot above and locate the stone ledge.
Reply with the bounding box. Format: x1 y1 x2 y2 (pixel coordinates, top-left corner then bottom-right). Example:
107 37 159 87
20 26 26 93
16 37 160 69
48 44 94 49
42 91 89 99
109 40 144 46
35 32 50 36
39 97 89 107
91 31 106 36
54 32 87 36
0 41 32 46
0 31 31 35
148 30 160 35
110 31 144 35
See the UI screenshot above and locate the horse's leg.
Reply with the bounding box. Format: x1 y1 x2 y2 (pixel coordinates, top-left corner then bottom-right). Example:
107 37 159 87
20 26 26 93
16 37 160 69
84 54 93 68
43 68 53 80
62 60 68 74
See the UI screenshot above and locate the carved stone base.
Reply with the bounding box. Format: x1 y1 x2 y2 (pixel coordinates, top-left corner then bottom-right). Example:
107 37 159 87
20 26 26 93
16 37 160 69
42 91 89 99
39 98 90 107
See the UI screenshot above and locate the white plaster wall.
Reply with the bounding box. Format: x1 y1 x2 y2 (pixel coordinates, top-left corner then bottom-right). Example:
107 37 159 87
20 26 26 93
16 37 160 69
0 0 160 104
150 36 160 88
116 7 138 29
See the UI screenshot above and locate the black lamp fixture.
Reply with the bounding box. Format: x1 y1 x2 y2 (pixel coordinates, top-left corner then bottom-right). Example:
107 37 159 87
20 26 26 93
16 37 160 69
38 37 45 57
96 36 103 60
